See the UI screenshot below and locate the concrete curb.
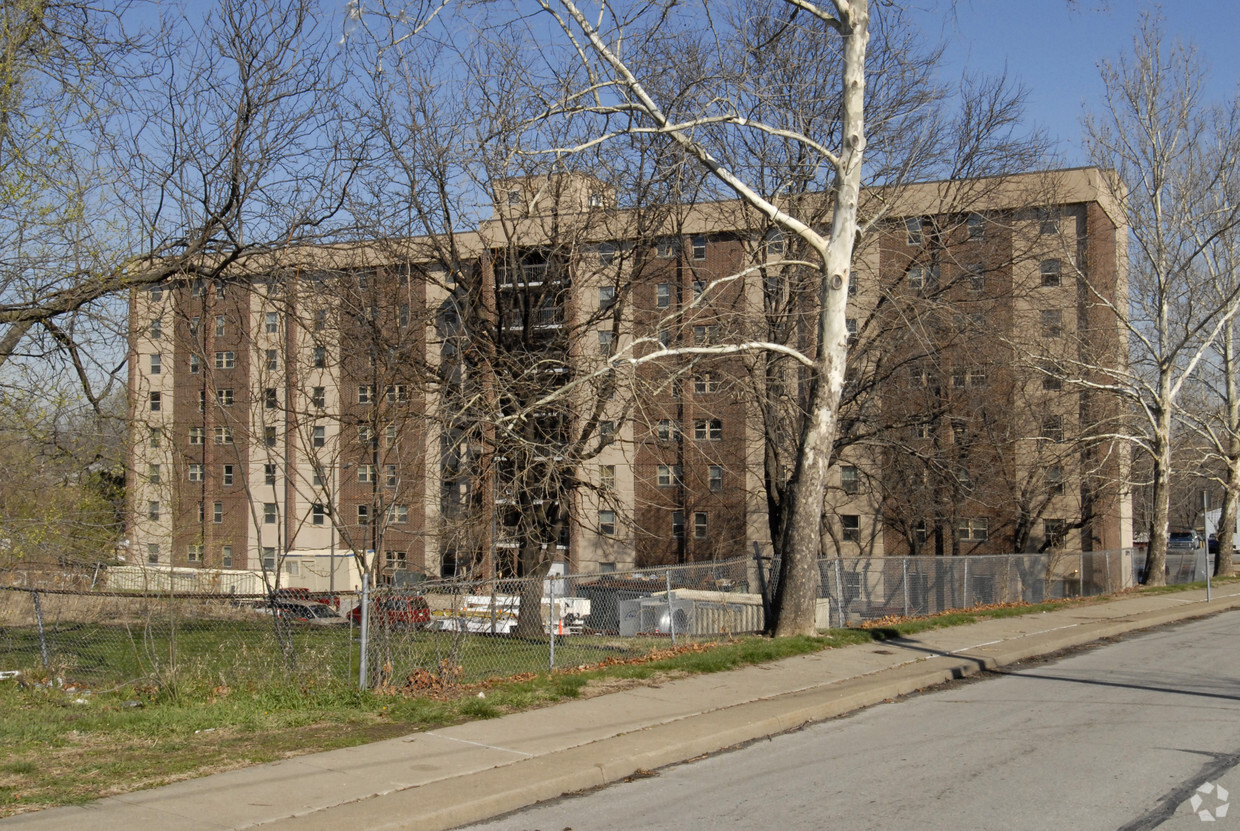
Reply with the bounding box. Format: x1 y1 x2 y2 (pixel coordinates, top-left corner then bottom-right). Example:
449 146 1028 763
256 590 1240 831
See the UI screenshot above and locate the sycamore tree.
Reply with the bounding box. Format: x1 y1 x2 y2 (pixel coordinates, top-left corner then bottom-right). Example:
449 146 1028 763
1083 17 1240 585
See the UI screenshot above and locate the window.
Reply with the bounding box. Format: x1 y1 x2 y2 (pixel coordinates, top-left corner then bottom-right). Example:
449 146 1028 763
968 367 988 388
1038 207 1060 235
691 235 706 260
215 315 226 337
1042 415 1064 442
672 511 684 538
221 545 233 568
313 346 326 368
967 213 985 240
149 427 161 448
386 505 409 524
385 423 398 446
385 464 398 487
263 548 276 570
214 280 226 299
905 216 923 246
598 330 614 355
148 285 164 302
657 465 683 487
692 279 706 300
694 418 723 440
312 426 325 448
265 388 278 409
265 349 278 371
213 501 223 523
189 427 204 445
149 391 161 412
187 544 202 563
189 353 201 374
222 465 234 486
693 325 720 345
197 502 205 523
265 311 279 333
1044 518 1067 545
265 463 276 485
198 390 206 413
1041 363 1063 391
507 188 522 204
656 283 672 309
657 238 677 259
263 503 277 524
147 543 160 564
845 318 857 339
399 304 410 328
189 315 200 334
216 388 234 407
656 420 679 442
214 351 235 369
312 466 324 487
841 514 860 542
1040 259 1062 287
312 503 326 526
357 505 370 525
149 353 161 374
149 318 162 339
693 512 709 539
765 228 786 255
693 373 717 394
314 309 327 332
599 509 616 537
658 329 672 347
148 464 161 485
1041 309 1063 338
600 421 615 442
966 263 986 292
148 500 160 521
600 465 616 490
599 285 616 310
386 384 408 402
709 465 723 492
385 551 407 571
359 425 374 447
214 426 233 445
907 264 939 292
841 466 859 495
358 385 374 404
956 517 989 542
358 464 376 484
1047 466 1065 496
264 426 277 447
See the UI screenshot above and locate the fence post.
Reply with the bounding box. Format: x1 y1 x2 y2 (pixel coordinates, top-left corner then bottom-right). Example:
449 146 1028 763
832 558 845 628
548 577 556 671
902 558 910 618
666 570 677 646
753 543 770 631
31 591 49 669
358 574 370 689
963 558 970 609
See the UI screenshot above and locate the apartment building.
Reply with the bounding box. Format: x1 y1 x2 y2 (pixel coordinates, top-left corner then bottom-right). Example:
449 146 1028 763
127 167 1132 588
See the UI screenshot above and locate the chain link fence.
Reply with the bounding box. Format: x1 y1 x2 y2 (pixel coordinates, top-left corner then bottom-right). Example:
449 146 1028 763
816 549 1137 627
0 548 1177 693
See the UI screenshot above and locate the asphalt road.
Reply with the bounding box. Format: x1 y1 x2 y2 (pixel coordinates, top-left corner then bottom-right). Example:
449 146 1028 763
461 610 1240 831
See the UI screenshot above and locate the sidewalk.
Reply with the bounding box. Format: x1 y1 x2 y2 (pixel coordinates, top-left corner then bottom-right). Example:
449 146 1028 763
7 585 1240 831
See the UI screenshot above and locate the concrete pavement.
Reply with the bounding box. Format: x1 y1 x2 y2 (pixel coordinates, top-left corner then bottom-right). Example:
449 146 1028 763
7 585 1240 831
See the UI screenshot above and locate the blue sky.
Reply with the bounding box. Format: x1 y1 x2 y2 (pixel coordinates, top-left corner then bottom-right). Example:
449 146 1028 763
910 1 1240 164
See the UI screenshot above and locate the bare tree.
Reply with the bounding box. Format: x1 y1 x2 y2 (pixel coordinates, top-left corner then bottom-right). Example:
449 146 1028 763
1083 16 1240 585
